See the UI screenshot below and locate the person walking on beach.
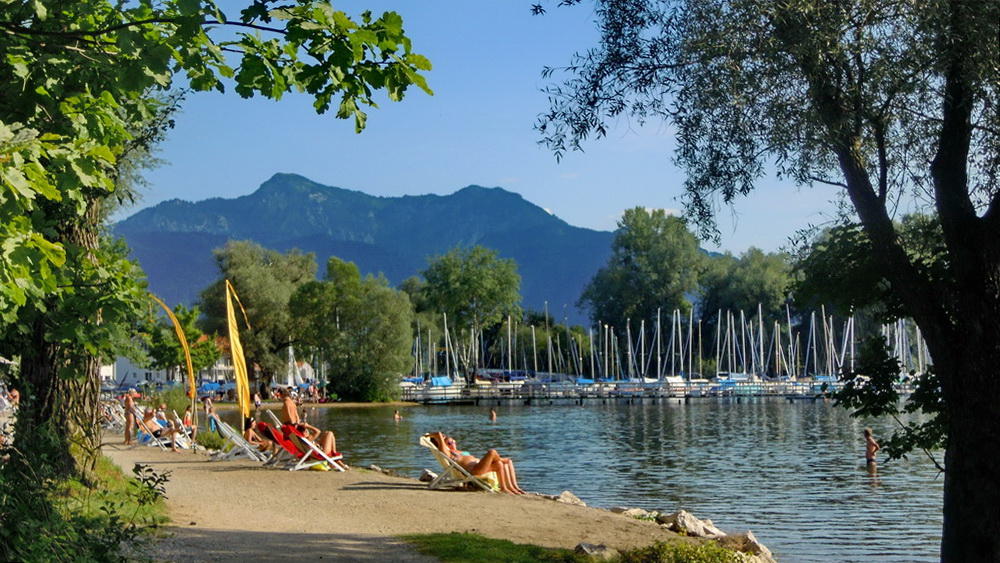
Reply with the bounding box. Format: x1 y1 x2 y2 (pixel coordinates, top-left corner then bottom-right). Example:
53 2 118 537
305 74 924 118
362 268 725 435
123 389 136 445
864 428 880 470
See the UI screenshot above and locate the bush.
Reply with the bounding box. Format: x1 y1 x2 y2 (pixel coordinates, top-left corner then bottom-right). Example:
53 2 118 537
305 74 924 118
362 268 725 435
147 385 196 420
0 427 169 562
618 540 738 563
196 428 225 450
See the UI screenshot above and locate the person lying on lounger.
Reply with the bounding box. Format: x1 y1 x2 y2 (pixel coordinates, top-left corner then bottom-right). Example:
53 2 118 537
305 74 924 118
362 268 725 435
279 387 346 467
243 416 273 453
287 420 343 462
426 432 525 494
142 408 180 452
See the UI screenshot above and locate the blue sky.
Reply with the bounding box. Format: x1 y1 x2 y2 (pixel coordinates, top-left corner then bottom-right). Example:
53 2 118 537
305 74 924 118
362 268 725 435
129 1 842 254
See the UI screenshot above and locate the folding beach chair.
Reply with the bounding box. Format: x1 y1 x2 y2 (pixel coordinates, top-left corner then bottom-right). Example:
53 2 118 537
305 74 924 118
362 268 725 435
419 435 498 493
208 413 269 463
101 401 127 432
172 409 198 451
255 421 299 468
263 410 347 471
131 405 170 450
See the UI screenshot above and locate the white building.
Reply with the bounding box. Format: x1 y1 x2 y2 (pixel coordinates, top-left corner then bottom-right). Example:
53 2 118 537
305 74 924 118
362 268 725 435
104 355 235 391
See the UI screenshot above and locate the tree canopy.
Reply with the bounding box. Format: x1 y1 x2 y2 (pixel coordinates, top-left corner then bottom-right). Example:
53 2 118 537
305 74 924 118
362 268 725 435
698 247 791 327
198 240 316 382
291 257 413 402
1 0 432 331
1 0 431 481
422 246 522 378
579 208 702 328
144 303 220 377
536 0 999 559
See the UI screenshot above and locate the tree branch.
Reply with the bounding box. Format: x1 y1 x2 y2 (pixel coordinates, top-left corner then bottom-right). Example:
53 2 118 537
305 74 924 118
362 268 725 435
807 175 847 189
929 0 981 281
0 17 287 42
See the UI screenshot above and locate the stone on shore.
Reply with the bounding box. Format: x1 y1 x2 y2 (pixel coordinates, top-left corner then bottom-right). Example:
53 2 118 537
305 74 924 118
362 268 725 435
575 542 619 561
536 491 588 506
614 507 657 520
716 531 776 563
555 491 586 506
656 509 726 538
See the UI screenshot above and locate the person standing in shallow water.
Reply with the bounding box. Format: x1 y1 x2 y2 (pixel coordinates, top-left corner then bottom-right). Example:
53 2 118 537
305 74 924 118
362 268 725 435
489 407 497 421
864 428 880 472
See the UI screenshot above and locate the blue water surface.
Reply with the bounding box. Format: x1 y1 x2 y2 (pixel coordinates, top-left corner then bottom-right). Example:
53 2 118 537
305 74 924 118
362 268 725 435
229 398 942 562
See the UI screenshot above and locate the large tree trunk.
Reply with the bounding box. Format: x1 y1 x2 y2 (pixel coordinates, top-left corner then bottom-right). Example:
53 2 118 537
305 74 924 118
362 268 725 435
15 335 103 479
12 204 104 481
934 317 1000 562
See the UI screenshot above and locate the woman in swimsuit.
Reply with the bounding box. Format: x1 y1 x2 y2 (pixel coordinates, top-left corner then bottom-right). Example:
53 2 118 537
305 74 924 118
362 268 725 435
426 432 525 494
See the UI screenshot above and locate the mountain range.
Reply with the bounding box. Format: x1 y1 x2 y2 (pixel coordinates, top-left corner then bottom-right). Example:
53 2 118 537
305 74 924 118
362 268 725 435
113 173 614 323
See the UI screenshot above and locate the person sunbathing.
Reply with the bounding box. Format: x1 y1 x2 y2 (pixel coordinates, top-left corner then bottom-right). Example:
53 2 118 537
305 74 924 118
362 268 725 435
243 417 273 453
426 432 525 494
142 408 180 452
279 388 347 468
287 420 342 460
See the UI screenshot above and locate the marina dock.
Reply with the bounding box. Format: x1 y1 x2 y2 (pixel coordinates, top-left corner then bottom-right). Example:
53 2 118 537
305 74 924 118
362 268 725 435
400 379 863 405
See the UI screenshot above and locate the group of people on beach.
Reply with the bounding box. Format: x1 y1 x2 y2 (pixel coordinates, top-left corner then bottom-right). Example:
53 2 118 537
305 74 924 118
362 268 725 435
121 383 879 495
122 388 199 453
241 387 345 468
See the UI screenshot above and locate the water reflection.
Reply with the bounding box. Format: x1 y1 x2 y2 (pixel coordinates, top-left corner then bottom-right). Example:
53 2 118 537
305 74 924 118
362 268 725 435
222 398 941 562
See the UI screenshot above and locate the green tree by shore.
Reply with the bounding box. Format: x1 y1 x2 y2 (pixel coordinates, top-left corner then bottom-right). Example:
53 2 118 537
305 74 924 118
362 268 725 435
422 246 522 382
291 257 414 402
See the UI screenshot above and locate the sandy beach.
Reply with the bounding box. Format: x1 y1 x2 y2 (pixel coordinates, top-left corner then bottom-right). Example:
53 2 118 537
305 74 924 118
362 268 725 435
101 434 684 562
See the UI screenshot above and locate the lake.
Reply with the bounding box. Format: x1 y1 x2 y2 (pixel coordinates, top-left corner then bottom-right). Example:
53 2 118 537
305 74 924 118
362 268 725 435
226 398 943 562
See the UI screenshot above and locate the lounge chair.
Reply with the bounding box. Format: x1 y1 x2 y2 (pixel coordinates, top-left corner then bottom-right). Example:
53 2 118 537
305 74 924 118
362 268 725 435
263 410 347 471
207 413 269 463
101 401 127 433
172 409 198 451
131 405 170 450
419 435 498 493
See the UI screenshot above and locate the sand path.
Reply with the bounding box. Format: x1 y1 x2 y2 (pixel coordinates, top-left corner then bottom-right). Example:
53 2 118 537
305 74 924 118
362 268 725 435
101 438 679 562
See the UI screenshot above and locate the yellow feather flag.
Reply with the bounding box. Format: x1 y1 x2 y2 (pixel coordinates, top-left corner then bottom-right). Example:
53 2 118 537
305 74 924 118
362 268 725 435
225 280 252 420
151 294 197 423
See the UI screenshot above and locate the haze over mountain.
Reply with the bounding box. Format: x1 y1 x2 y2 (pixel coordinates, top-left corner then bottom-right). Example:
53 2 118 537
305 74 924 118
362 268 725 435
114 173 614 323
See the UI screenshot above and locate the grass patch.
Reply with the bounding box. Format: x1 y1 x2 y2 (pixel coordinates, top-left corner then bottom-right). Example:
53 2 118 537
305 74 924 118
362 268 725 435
401 532 588 563
0 449 170 562
401 533 742 563
57 456 169 526
618 540 739 563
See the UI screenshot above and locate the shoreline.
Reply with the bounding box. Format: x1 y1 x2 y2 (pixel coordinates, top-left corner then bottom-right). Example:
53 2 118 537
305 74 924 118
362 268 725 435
101 433 689 562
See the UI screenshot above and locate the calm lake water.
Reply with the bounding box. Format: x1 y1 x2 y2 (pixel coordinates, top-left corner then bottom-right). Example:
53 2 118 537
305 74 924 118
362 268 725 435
226 398 942 562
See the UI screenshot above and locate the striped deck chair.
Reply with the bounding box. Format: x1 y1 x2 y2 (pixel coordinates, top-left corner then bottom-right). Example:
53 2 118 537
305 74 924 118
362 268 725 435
263 410 347 471
208 413 269 463
419 435 498 493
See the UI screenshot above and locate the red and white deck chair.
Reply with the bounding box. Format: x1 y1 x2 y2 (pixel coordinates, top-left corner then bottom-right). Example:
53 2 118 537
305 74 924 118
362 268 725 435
263 410 347 471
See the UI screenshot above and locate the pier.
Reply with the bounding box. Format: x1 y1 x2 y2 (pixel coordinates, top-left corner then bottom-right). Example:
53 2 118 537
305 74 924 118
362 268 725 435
400 380 859 405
